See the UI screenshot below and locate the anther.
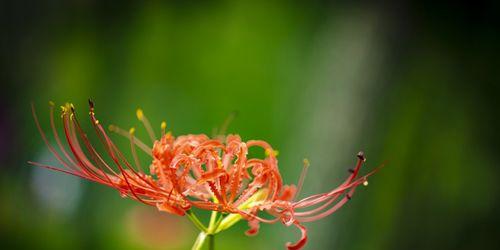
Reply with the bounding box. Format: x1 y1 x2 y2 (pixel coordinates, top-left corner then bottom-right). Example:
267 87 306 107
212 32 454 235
363 180 369 186
108 125 116 131
303 158 310 168
95 119 99 125
129 127 136 135
136 109 144 121
161 121 167 130
48 101 55 106
88 98 94 109
265 149 279 157
357 151 366 162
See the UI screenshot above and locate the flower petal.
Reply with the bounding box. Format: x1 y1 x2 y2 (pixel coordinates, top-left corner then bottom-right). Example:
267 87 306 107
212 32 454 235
286 223 307 250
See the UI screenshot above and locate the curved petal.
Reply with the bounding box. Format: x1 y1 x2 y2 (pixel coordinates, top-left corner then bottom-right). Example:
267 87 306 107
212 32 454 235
286 223 307 250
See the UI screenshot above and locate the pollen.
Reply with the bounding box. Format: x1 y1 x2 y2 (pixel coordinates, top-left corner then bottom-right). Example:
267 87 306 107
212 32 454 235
363 180 369 186
129 127 136 135
161 121 167 130
265 149 279 157
303 158 310 168
136 108 144 121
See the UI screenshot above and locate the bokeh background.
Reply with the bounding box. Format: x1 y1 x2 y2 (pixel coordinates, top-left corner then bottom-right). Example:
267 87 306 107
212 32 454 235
1 1 499 249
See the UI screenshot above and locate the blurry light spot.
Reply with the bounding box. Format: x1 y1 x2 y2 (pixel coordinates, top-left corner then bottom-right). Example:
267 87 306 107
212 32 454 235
125 205 192 249
31 147 82 217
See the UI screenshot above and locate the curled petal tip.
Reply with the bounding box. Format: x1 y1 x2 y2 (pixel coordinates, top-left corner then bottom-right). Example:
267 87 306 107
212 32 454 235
286 223 307 250
245 220 260 236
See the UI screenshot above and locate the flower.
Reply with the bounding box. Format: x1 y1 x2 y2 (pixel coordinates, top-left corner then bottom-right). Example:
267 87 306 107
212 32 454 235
30 100 381 250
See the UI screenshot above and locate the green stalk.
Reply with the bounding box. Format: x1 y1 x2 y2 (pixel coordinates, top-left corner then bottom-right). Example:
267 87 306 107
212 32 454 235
208 234 215 250
186 210 207 232
190 209 220 250
192 232 207 250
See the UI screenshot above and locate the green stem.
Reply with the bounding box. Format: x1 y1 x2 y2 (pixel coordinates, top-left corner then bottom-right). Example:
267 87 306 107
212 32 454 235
208 210 218 232
191 232 207 250
186 210 207 232
208 234 215 250
205 209 219 250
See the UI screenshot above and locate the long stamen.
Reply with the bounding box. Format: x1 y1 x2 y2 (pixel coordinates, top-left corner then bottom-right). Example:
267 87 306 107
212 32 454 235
69 104 124 183
31 103 74 171
294 158 310 201
48 101 79 170
297 188 356 223
161 121 167 136
108 124 152 156
136 108 156 143
218 111 238 136
128 127 144 173
92 116 152 206
61 105 108 182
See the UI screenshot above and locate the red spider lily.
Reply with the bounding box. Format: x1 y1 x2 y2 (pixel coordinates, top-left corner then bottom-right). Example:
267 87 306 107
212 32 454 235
30 100 381 250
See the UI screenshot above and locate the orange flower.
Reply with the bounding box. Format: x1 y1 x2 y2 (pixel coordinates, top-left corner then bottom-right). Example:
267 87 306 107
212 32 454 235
30 100 381 250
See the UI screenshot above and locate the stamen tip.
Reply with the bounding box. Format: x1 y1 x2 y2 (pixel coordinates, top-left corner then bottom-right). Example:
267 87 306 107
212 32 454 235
303 158 310 167
161 121 167 130
129 127 136 135
108 124 115 131
363 180 369 186
136 108 144 121
48 100 55 106
265 149 279 157
357 151 366 162
88 98 94 108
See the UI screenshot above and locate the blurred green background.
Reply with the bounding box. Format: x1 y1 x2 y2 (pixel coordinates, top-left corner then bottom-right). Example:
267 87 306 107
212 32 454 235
1 1 499 249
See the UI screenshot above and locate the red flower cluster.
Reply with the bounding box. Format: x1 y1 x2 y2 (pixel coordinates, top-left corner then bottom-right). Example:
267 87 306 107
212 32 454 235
30 100 380 250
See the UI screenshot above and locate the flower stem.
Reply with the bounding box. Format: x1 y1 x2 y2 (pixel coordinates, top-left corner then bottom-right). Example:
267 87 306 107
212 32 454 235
208 234 215 250
186 210 207 232
191 232 207 250
204 208 219 250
